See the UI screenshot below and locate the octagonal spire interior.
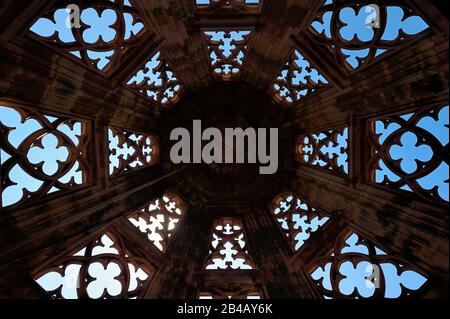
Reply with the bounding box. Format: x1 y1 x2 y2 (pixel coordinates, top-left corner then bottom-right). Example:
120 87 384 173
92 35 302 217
0 0 448 302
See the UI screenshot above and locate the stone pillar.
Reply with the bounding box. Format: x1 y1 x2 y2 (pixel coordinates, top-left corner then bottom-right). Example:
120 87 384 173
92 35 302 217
243 207 320 298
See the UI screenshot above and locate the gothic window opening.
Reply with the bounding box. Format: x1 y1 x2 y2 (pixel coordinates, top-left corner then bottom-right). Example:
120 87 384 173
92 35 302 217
309 0 430 71
309 231 429 299
0 104 91 208
205 218 255 270
128 192 186 252
34 231 154 299
108 127 158 177
272 50 329 106
296 127 349 175
271 193 329 251
29 0 148 74
203 31 252 81
126 51 184 107
367 104 449 204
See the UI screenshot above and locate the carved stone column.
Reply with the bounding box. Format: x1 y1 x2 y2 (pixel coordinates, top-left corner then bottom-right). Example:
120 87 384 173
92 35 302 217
243 207 320 298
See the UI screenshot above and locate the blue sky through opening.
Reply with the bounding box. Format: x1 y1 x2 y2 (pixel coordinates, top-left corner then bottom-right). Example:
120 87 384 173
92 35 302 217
108 129 154 176
311 233 428 298
126 52 182 105
35 234 149 299
29 0 144 71
206 222 253 270
0 106 84 207
312 0 429 69
128 196 183 252
204 31 251 76
299 128 349 174
274 194 329 251
274 50 329 104
375 106 449 202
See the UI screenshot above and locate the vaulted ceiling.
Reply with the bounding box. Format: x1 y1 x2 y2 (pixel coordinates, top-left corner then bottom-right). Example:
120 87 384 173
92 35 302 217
0 0 448 299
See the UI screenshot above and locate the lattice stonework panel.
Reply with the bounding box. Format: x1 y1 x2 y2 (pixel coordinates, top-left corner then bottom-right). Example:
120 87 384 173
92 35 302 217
309 0 430 71
126 51 184 107
296 127 349 175
34 231 154 299
272 50 329 106
0 104 90 208
29 0 148 74
203 31 252 80
308 231 429 299
199 289 261 299
271 193 329 251
205 217 255 270
195 0 260 12
128 192 186 252
108 127 158 177
367 105 449 204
